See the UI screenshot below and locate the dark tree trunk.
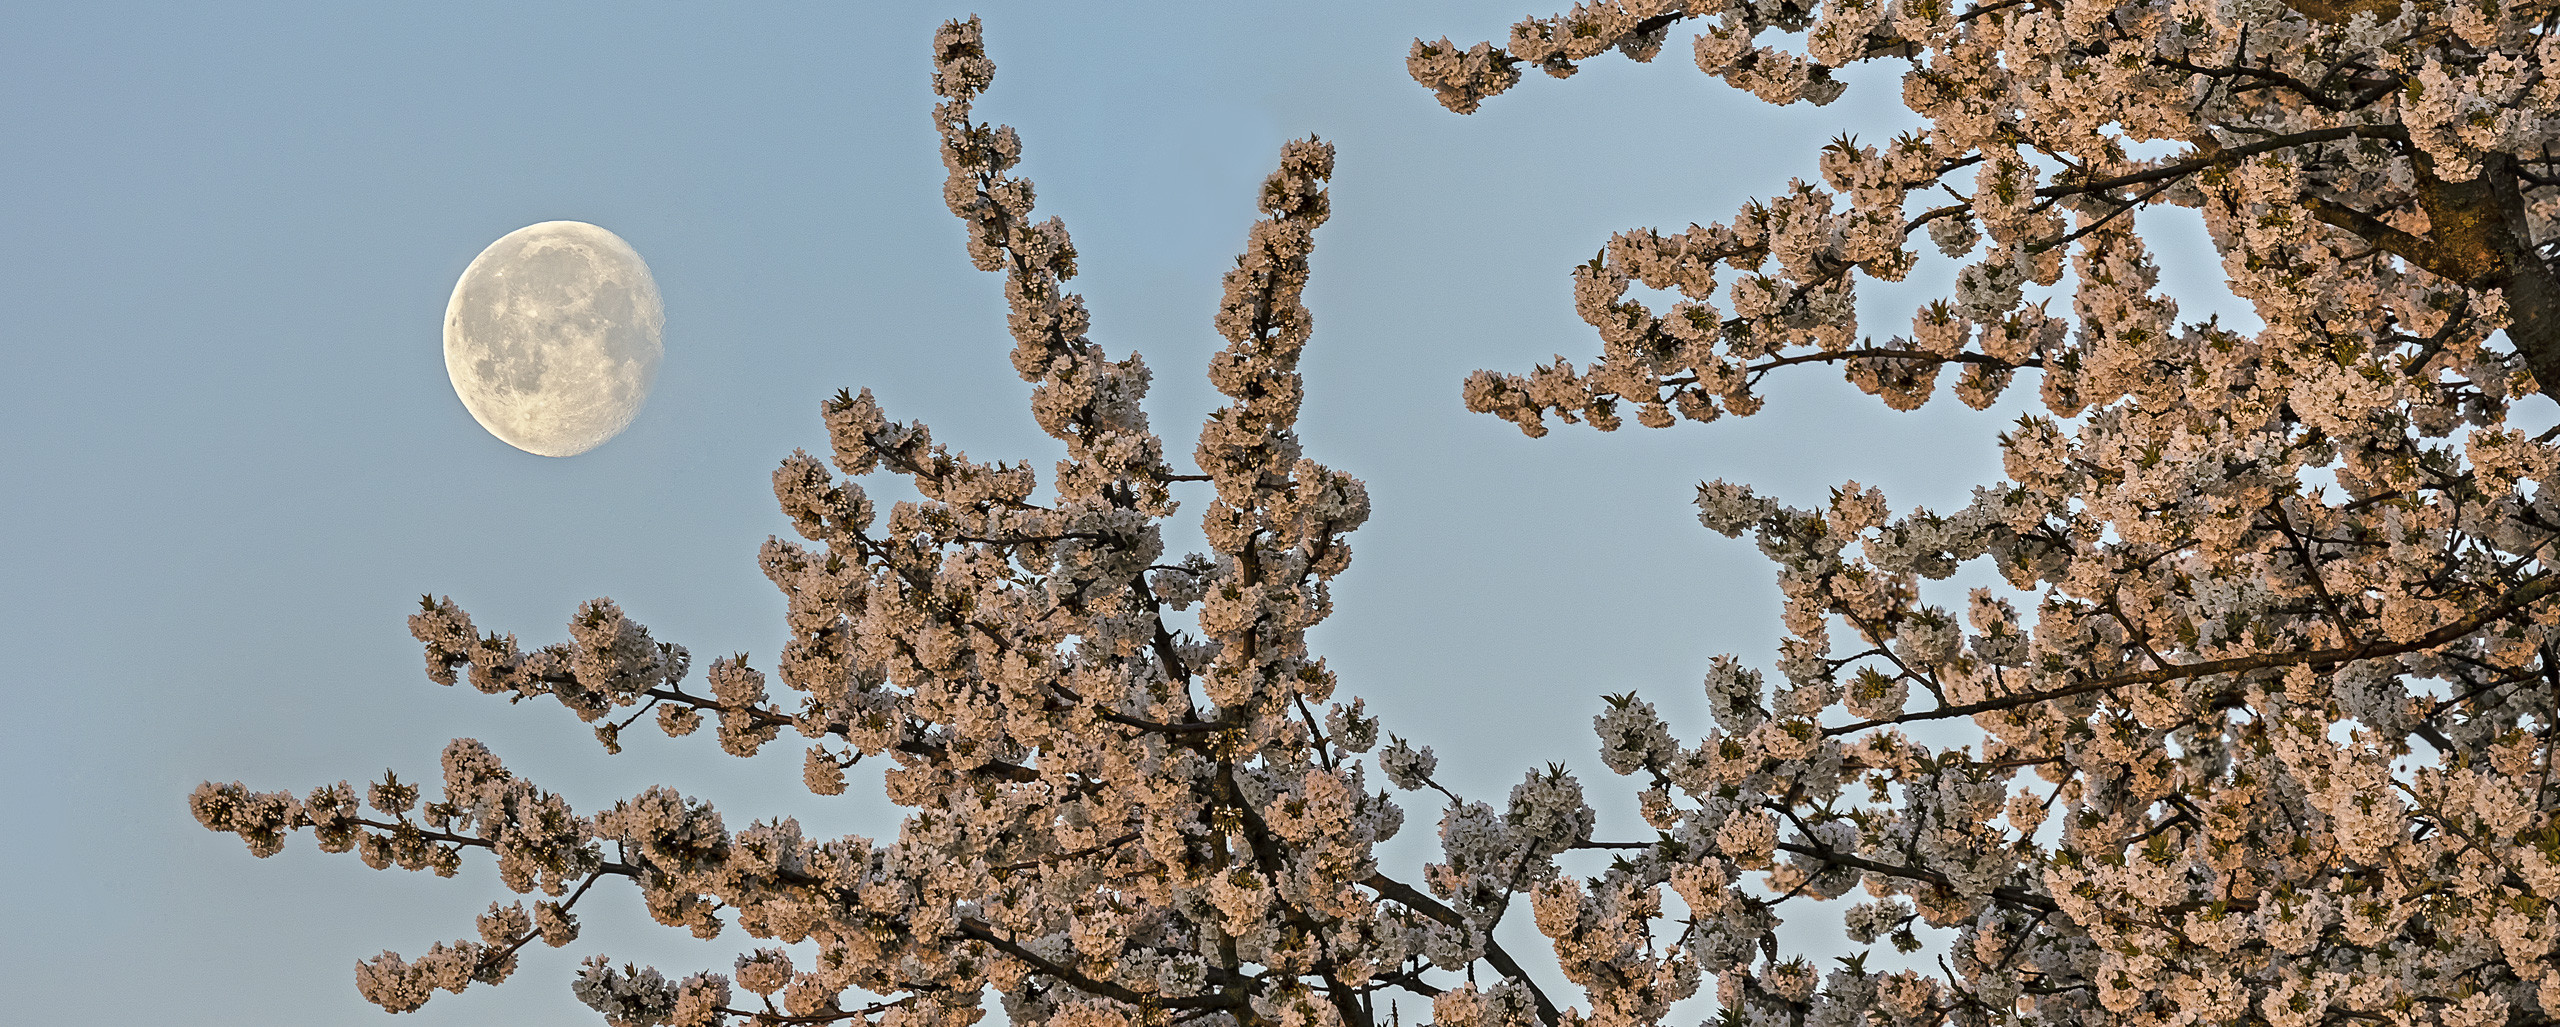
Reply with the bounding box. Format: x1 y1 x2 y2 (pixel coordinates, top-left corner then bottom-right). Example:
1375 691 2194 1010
2322 150 2560 398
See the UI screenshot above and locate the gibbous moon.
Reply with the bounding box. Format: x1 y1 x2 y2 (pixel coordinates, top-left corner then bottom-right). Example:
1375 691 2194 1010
443 221 663 457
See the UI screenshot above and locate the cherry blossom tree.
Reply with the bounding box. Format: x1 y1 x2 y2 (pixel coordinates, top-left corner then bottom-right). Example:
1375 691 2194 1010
196 3 2560 1026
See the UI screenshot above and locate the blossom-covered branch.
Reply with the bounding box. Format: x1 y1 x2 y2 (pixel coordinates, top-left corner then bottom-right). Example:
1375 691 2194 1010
190 19 1628 1027
191 4 2560 1026
1401 1 2560 1025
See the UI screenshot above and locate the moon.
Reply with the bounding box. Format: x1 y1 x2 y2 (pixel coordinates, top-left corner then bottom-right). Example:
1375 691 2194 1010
443 221 663 457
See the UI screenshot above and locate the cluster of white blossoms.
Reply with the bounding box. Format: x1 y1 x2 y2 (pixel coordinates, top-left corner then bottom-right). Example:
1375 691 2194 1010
192 4 2560 1027
1402 0 2560 1025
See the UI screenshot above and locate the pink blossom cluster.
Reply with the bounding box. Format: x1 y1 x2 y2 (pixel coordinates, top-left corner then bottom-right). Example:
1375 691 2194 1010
1401 0 2560 1025
194 4 2560 1027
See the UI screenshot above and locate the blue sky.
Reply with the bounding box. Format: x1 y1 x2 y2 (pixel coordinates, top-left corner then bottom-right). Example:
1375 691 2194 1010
1 3 2239 1023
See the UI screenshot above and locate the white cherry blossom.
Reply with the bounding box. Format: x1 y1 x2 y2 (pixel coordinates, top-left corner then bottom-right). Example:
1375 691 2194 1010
192 6 2560 1027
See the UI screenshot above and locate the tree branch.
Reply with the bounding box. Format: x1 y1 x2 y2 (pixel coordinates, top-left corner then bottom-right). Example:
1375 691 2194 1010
1826 574 2560 736
1362 873 1562 1027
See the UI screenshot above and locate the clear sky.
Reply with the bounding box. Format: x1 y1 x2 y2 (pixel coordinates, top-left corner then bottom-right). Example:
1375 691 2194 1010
2 3 2244 1024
